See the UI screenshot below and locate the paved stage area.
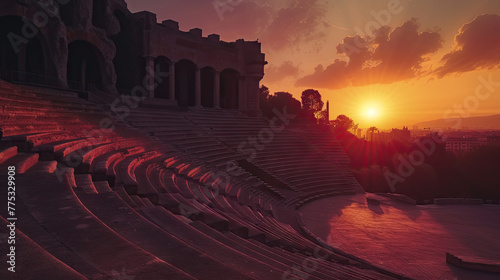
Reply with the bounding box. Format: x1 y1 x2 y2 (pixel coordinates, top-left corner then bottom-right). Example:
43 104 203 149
301 194 500 280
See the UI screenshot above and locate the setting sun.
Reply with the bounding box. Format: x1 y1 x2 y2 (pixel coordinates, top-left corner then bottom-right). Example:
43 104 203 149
361 102 383 123
365 108 379 119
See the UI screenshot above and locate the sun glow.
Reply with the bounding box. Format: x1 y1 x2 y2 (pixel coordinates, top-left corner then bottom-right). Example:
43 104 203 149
334 85 399 129
365 108 379 119
362 103 382 121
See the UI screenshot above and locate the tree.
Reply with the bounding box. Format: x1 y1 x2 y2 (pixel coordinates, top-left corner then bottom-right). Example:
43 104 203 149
332 115 355 132
301 89 324 118
261 91 302 119
269 92 302 114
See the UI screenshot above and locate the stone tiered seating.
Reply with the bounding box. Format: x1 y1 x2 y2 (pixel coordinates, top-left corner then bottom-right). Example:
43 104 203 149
0 82 192 279
252 133 353 206
127 107 285 204
91 146 146 183
144 206 287 278
178 108 358 207
73 178 254 280
185 108 267 146
0 81 403 279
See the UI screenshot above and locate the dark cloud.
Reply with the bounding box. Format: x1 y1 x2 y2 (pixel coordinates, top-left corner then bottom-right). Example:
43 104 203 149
435 14 500 77
263 61 300 83
296 18 443 89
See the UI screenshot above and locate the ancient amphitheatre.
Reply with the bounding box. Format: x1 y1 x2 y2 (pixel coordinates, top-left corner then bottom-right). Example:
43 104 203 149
0 1 498 279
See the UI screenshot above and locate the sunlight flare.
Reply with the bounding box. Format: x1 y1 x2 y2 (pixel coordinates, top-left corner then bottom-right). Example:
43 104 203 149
361 102 383 122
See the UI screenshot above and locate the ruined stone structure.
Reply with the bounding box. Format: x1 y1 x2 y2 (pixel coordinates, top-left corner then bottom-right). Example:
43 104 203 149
0 0 266 111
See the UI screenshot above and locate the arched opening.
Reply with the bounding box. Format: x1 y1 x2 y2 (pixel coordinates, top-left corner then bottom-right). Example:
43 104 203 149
201 67 215 107
67 40 103 90
220 69 239 109
154 56 170 99
0 16 21 80
110 10 134 94
26 39 45 75
175 59 196 107
92 0 107 29
0 16 46 82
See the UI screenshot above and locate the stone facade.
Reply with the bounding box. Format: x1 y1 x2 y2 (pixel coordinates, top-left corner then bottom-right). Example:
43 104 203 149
0 0 266 111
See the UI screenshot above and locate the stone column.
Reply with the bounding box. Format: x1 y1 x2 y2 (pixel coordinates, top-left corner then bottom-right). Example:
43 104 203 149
169 61 175 101
214 71 221 108
195 67 201 107
244 75 261 111
144 56 155 98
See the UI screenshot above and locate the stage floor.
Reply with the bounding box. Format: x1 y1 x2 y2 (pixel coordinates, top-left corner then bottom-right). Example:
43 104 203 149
301 194 500 280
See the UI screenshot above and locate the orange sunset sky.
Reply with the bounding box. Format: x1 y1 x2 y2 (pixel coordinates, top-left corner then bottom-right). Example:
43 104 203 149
126 0 500 129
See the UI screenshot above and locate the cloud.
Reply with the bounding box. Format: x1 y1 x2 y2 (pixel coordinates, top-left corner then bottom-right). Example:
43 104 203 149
435 14 500 77
260 0 326 51
296 18 443 89
209 0 273 40
263 61 300 83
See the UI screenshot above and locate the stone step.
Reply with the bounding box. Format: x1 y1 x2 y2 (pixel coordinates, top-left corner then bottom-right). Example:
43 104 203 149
74 174 98 194
0 146 17 164
27 160 58 174
93 181 113 193
0 152 39 173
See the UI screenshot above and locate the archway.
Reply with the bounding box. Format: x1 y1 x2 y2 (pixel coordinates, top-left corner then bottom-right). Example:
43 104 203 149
0 16 46 82
26 38 45 75
154 56 170 99
201 67 215 107
220 69 239 109
175 59 196 107
67 40 103 90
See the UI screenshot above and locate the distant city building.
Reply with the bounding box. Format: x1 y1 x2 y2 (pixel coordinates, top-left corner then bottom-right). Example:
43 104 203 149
445 137 488 152
487 136 500 145
391 127 411 142
443 131 500 152
372 127 411 143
